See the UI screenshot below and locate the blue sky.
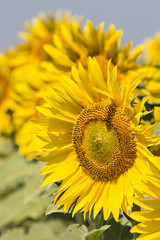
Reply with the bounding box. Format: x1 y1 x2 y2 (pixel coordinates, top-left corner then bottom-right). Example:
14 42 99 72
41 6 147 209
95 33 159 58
0 0 159 51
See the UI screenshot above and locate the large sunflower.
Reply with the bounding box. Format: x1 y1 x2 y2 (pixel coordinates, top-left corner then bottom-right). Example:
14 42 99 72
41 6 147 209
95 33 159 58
30 57 160 221
130 164 160 240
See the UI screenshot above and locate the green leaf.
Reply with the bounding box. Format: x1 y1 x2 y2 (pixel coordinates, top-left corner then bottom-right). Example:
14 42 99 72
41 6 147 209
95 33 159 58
61 223 110 240
48 219 74 236
103 229 116 240
0 221 66 240
119 225 134 240
86 225 110 240
118 215 132 226
59 231 84 240
67 224 88 236
107 214 132 240
23 162 46 203
59 224 88 240
24 223 57 240
41 183 59 199
0 151 33 194
46 203 64 215
0 187 50 228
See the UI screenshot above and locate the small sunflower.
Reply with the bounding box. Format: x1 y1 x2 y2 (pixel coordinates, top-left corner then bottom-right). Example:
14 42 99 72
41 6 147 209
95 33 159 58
41 20 142 85
144 33 160 65
9 12 80 155
135 66 160 104
138 34 160 108
131 65 160 126
130 164 160 240
31 57 160 221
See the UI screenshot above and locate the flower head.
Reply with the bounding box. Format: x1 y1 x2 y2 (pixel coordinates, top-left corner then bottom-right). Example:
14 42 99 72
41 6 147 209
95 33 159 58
136 34 160 109
42 20 142 85
9 12 80 155
135 66 160 104
144 33 160 65
30 57 160 221
132 65 160 125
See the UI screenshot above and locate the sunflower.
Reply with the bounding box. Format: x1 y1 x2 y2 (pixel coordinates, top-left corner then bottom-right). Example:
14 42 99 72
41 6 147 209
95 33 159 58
130 65 160 130
41 20 142 86
137 34 160 107
0 54 14 135
30 57 160 221
144 33 160 65
130 163 160 240
134 66 160 104
9 12 80 155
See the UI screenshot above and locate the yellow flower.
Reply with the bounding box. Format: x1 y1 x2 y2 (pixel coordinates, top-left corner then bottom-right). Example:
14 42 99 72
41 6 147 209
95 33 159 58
130 165 160 240
41 20 142 86
0 54 13 135
135 66 160 104
144 33 160 65
134 34 160 107
31 57 160 221
10 12 143 156
9 12 79 155
132 65 160 124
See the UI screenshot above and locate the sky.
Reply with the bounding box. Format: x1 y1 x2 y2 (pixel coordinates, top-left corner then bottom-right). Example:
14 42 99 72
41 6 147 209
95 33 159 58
0 0 160 51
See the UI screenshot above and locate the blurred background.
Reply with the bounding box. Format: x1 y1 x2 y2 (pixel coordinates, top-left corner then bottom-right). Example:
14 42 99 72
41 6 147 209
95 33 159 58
0 0 160 51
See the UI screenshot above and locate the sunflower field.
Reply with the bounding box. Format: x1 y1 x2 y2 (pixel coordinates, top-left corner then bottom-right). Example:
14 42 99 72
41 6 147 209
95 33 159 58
0 11 160 240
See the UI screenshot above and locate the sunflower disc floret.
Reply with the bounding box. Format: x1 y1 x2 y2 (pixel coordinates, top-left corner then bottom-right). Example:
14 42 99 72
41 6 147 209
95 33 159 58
73 102 137 182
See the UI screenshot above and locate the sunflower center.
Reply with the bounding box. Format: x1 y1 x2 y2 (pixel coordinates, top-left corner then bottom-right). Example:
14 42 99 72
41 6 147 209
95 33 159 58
83 120 118 165
72 102 137 182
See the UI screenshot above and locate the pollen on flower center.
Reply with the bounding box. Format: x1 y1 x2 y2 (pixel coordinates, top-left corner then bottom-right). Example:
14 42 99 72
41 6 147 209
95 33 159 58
83 120 119 165
72 102 137 182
